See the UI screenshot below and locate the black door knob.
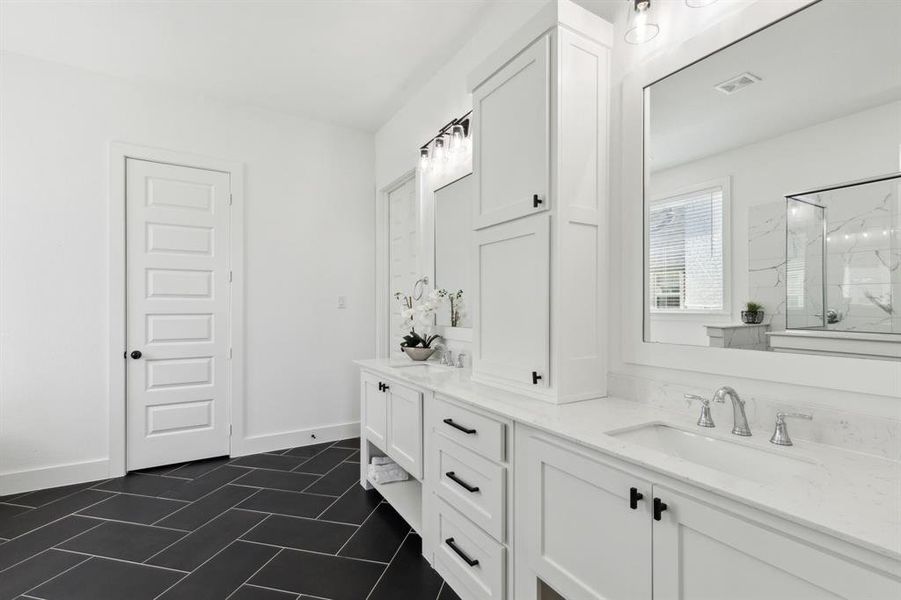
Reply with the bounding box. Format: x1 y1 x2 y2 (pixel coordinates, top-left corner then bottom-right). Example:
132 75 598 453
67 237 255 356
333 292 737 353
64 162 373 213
130 350 142 359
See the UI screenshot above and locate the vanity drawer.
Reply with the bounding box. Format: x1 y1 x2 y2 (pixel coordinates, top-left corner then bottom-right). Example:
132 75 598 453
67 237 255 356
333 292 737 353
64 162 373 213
434 396 505 462
434 497 506 600
435 434 506 542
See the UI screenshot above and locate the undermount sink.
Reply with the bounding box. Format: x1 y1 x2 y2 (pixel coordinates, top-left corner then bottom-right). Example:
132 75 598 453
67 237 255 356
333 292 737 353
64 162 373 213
610 423 816 483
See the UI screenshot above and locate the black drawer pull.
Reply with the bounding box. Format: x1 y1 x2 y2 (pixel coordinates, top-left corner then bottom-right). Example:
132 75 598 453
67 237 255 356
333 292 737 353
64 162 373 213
443 418 476 435
377 382 384 392
446 471 480 493
629 487 644 510
653 497 668 521
445 537 479 567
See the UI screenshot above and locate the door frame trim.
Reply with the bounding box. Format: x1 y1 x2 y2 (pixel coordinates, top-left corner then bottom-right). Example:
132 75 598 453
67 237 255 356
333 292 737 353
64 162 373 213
375 168 420 359
108 142 245 476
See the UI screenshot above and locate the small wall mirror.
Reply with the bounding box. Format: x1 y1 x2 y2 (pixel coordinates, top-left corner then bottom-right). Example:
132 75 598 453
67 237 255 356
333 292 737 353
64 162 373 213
434 173 473 329
643 0 901 360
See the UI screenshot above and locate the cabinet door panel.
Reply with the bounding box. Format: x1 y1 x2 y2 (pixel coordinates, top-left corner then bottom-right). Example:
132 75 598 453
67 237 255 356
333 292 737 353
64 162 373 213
473 35 549 229
517 431 652 600
473 213 550 391
361 374 387 450
387 382 423 479
652 486 901 600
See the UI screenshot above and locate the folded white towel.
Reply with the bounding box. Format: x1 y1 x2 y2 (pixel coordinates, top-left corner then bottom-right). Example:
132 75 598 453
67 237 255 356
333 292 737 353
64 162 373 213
368 463 409 484
370 456 394 466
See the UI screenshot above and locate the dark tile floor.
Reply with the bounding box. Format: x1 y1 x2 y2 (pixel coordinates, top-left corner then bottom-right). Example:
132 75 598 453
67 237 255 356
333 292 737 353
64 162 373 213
0 437 462 600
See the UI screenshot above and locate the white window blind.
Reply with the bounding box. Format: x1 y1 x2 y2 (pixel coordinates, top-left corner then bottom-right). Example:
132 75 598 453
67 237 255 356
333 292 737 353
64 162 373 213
649 185 724 312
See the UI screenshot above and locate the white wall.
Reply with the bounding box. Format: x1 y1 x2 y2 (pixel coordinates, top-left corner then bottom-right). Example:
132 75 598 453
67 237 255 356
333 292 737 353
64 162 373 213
0 52 375 492
374 1 546 190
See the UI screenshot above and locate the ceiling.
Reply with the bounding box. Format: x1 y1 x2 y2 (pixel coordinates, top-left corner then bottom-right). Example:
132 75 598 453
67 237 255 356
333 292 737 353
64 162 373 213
648 0 901 171
0 0 497 131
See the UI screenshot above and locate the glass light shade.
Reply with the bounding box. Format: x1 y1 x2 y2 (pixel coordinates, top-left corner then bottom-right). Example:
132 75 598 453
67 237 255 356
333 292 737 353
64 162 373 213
433 137 446 163
625 9 659 44
449 124 465 153
419 147 430 170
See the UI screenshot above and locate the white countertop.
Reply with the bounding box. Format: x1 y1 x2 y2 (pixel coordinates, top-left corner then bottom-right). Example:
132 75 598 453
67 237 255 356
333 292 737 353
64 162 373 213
356 358 901 562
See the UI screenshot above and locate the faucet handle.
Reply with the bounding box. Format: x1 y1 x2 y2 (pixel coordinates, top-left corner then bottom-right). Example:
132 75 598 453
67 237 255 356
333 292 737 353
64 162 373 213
770 412 812 446
684 393 710 406
776 411 812 423
684 394 715 428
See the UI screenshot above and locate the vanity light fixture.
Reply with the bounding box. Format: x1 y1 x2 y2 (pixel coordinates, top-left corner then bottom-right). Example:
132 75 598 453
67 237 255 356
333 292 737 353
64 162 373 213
418 110 472 173
685 0 720 7
625 0 659 45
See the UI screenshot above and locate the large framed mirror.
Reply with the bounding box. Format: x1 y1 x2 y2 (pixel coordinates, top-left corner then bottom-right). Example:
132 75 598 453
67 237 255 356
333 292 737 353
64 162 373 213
434 173 473 330
643 0 900 361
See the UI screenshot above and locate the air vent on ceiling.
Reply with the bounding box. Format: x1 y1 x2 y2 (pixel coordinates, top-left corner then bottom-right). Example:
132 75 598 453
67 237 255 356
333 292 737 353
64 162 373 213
714 72 761 95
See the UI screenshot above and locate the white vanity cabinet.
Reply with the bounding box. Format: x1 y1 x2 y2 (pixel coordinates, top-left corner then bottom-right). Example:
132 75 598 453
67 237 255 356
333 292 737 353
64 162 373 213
515 428 652 600
360 371 387 448
472 35 550 230
426 395 514 600
652 486 900 600
515 425 901 600
360 371 423 479
468 1 612 404
474 213 550 391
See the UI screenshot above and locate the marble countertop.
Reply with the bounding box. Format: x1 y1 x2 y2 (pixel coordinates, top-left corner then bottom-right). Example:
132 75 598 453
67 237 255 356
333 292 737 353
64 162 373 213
356 358 901 562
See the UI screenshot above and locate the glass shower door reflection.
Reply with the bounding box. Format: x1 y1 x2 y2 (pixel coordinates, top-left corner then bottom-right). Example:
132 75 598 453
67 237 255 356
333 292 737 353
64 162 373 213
786 198 826 330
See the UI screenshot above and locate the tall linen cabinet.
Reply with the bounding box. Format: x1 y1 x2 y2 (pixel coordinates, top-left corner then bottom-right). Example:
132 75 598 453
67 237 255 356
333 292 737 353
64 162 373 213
468 1 612 404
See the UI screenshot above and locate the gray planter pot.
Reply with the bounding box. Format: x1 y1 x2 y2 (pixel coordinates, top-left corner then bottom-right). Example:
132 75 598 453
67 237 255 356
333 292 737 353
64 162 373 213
402 347 436 361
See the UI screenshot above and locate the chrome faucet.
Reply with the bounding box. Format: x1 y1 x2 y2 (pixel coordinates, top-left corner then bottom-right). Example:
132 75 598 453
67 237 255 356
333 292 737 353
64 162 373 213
713 386 751 436
684 394 715 428
769 412 812 446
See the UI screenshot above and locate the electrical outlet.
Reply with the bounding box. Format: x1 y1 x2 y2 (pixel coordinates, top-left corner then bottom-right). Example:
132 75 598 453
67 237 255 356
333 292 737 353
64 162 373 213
337 296 347 309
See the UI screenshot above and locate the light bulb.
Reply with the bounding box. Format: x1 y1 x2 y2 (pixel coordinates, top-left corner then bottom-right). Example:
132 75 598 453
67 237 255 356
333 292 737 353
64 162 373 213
419 147 430 170
449 124 465 154
433 137 446 163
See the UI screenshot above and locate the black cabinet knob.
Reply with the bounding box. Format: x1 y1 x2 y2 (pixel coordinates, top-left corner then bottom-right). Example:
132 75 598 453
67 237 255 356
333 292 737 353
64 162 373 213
531 371 542 385
629 487 644 510
653 497 668 521
130 350 142 360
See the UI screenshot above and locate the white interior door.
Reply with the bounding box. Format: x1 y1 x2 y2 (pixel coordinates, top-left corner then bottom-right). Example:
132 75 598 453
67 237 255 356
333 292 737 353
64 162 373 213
388 175 419 355
126 158 231 470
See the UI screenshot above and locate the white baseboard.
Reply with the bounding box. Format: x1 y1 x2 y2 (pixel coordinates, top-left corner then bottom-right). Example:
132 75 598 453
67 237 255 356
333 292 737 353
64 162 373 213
234 421 361 457
0 458 110 496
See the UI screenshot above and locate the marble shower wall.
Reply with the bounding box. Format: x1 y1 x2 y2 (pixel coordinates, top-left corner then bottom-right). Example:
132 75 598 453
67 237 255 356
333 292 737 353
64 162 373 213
748 202 788 331
818 178 900 334
749 177 901 335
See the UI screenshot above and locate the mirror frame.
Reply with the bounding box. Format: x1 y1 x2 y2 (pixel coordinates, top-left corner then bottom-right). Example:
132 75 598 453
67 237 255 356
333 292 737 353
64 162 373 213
620 0 897 397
